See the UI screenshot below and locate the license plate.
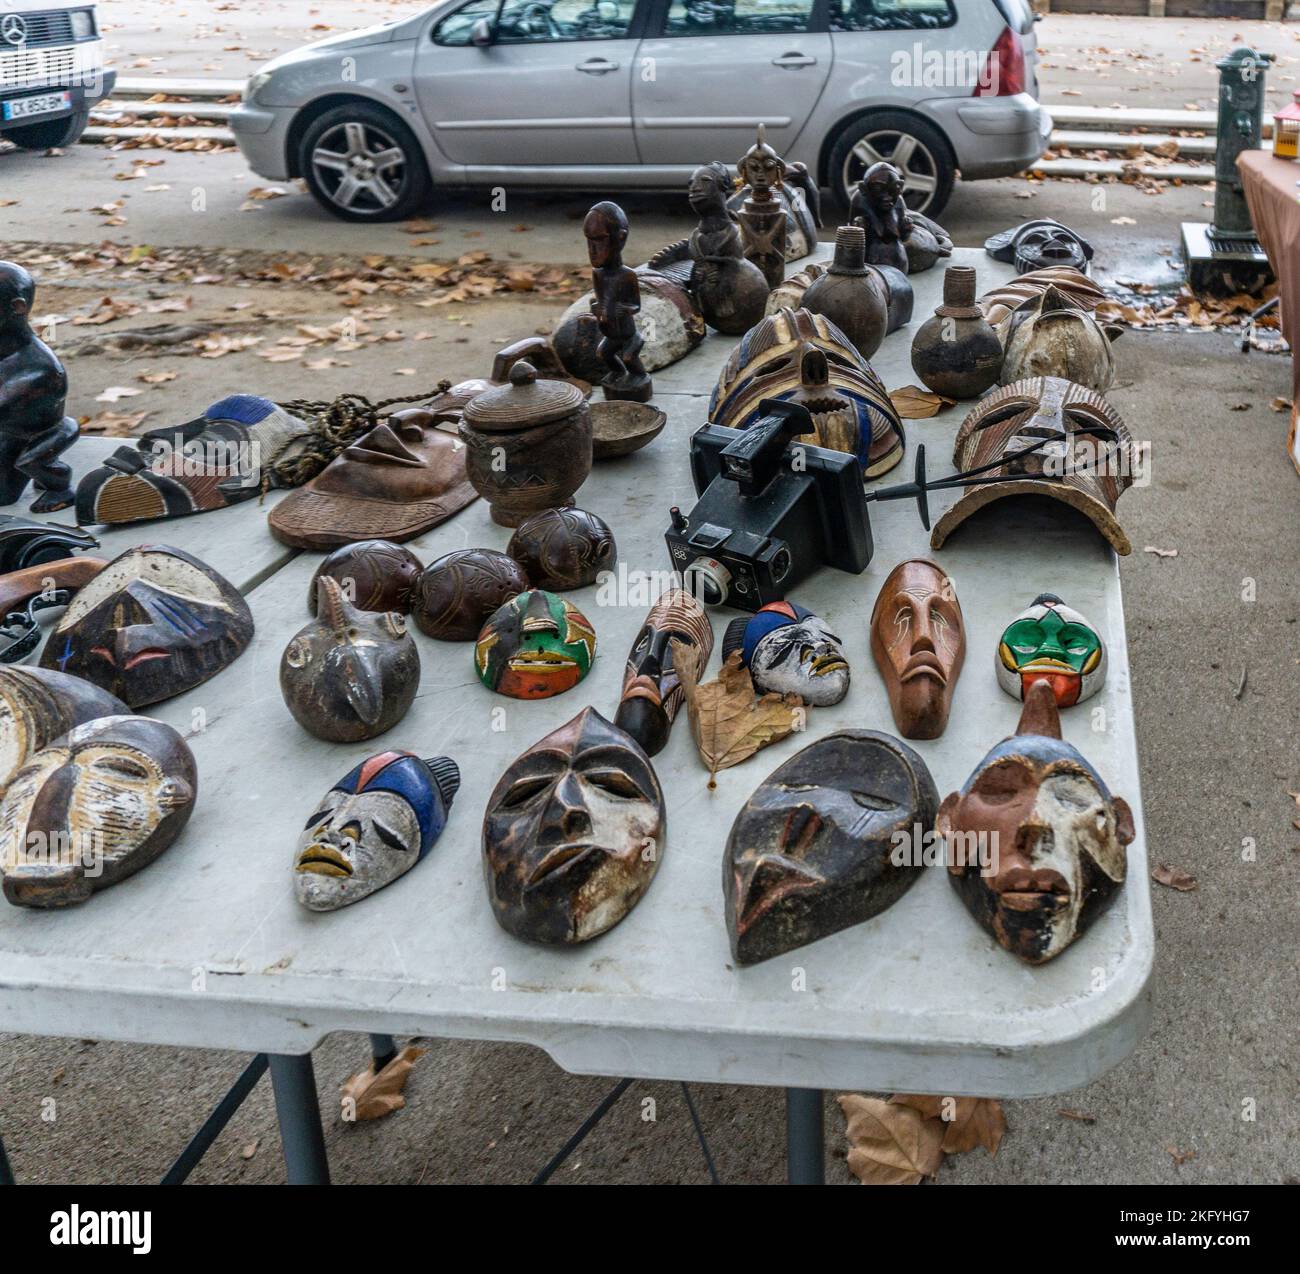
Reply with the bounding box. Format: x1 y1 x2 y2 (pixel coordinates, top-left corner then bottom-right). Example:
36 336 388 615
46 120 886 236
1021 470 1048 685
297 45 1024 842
3 91 71 122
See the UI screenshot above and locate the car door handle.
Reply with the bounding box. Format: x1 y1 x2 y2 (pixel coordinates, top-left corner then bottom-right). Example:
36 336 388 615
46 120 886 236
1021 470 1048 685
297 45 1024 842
771 53 816 68
577 58 620 75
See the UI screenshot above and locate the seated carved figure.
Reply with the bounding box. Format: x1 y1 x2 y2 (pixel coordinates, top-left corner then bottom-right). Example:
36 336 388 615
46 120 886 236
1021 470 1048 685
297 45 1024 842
848 162 952 275
0 262 79 513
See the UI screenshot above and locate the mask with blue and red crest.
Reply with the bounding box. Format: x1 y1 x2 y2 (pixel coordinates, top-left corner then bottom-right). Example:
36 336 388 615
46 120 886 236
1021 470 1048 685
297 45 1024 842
722 599 850 706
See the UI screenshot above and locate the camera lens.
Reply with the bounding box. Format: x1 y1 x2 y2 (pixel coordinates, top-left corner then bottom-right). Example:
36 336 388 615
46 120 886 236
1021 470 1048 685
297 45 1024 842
771 548 792 582
683 557 731 607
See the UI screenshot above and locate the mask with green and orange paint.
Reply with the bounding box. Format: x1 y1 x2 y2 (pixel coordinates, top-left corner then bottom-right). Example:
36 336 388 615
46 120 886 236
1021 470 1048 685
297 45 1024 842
996 593 1105 709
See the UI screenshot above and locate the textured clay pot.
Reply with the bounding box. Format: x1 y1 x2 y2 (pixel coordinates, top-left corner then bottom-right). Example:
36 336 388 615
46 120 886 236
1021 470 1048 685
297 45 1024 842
910 265 1004 399
800 226 889 360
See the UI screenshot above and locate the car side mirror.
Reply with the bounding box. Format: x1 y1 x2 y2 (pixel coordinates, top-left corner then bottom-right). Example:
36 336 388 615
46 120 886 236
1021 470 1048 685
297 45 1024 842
470 17 494 46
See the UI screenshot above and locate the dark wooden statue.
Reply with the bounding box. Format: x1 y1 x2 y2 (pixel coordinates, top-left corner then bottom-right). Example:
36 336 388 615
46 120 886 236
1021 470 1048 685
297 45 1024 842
735 125 789 289
584 202 653 403
483 707 665 945
848 161 911 273
411 548 529 641
307 539 423 615
724 731 937 964
507 506 615 592
39 544 254 708
0 262 79 513
1 715 197 909
940 681 1134 965
280 575 419 742
686 161 769 335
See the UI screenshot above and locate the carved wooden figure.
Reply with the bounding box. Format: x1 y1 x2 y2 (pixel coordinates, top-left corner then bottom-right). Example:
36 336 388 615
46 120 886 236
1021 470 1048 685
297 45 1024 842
614 587 714 756
474 589 595 700
724 730 938 965
585 201 653 402
483 707 664 945
0 262 79 513
848 163 952 274
870 559 965 740
294 751 459 911
39 544 254 708
997 593 1106 708
0 715 196 909
411 548 529 641
722 600 849 707
307 540 423 615
735 126 789 289
507 507 616 592
280 575 419 742
685 161 769 335
941 680 1134 964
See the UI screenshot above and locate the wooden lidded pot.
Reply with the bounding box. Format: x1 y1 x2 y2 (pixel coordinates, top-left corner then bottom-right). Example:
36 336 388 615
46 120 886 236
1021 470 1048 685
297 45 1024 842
459 361 593 527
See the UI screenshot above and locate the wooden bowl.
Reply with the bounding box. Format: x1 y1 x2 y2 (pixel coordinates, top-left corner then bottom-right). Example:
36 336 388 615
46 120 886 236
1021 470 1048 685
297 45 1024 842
589 401 668 460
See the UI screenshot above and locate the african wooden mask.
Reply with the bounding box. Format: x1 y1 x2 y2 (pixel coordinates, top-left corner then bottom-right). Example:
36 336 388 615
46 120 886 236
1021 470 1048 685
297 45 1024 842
38 544 253 708
869 560 964 740
474 589 595 700
507 507 616 592
0 666 127 794
0 715 197 909
614 587 714 756
999 285 1120 391
483 707 664 945
280 576 419 742
940 681 1133 965
721 600 849 707
307 540 423 615
724 731 937 965
928 376 1136 556
412 548 529 641
997 593 1106 708
294 751 458 911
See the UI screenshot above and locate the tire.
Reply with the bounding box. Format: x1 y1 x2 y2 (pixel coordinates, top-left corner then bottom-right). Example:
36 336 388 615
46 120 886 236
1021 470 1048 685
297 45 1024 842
828 111 955 219
298 102 431 223
6 109 89 150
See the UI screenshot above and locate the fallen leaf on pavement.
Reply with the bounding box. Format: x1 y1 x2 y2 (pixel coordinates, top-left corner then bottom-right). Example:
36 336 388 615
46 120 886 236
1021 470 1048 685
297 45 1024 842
1152 863 1198 891
1058 1108 1097 1124
838 1095 944 1185
95 386 143 403
1144 546 1178 558
890 1094 1005 1156
1270 397 1293 412
889 385 954 419
240 1139 259 1160
340 1045 427 1121
81 410 150 435
1166 1146 1196 1166
1111 216 1137 225
137 370 177 384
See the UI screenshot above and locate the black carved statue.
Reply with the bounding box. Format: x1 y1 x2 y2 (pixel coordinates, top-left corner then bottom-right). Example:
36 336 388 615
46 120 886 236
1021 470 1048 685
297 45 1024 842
584 201 653 403
0 262 78 513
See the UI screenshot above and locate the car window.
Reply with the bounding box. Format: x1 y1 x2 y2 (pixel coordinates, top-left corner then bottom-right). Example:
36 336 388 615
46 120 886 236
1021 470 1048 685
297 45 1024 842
434 0 636 45
662 0 817 37
828 0 955 31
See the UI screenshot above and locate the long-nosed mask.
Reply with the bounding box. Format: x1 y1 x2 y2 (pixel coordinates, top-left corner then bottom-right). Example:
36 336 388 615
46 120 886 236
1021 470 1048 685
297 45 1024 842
294 751 458 911
614 587 714 756
940 681 1133 964
996 592 1106 708
1 715 196 908
39 544 253 708
280 575 419 742
483 708 664 945
724 730 937 964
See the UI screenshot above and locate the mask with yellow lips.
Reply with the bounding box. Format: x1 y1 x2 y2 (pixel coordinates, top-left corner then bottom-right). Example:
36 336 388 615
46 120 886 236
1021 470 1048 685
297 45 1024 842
474 589 595 700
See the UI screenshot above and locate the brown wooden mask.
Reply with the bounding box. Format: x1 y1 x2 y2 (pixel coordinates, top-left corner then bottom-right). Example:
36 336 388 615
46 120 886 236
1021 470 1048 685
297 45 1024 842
39 544 253 708
1 715 197 909
939 681 1134 965
483 707 664 945
869 559 965 740
614 587 714 756
724 730 937 965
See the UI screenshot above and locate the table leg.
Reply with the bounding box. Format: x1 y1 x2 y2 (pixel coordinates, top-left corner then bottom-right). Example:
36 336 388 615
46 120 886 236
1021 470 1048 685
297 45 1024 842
268 1053 330 1185
785 1087 825 1185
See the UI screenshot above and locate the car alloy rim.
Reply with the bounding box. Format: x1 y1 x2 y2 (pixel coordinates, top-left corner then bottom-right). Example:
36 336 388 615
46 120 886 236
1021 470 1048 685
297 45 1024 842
841 129 939 213
311 121 407 213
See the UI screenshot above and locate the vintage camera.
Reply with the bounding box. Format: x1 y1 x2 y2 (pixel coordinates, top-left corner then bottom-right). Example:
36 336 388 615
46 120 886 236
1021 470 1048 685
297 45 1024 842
665 399 872 611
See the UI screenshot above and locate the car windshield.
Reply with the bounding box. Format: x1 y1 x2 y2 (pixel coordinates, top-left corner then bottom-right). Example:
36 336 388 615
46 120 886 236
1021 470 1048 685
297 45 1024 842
436 0 635 45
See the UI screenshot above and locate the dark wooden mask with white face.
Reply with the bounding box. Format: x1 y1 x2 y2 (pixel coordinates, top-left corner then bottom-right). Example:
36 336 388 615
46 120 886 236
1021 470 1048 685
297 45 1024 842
39 544 253 708
483 707 664 945
724 730 937 965
1 715 196 909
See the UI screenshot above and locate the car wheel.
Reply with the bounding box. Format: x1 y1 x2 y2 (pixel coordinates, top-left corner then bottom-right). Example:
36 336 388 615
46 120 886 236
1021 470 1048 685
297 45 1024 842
6 110 89 150
299 103 431 223
828 112 955 218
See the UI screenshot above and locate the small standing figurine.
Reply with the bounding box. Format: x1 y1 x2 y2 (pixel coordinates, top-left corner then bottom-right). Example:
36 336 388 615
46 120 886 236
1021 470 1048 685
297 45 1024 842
736 126 789 289
0 262 79 513
849 162 911 273
584 201 652 403
686 161 769 335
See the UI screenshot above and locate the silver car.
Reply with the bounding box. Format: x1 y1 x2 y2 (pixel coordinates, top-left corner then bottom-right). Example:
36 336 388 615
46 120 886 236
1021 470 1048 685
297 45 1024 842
232 0 1048 223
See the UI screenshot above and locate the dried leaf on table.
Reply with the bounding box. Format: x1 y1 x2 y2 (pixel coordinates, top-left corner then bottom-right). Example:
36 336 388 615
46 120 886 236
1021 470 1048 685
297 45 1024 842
889 385 954 419
673 642 802 783
340 1045 427 1122
890 1094 1006 1156
838 1094 944 1185
1151 863 1198 891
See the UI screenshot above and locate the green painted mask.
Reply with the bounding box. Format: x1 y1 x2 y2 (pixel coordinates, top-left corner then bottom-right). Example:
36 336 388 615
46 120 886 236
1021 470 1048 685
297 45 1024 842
996 593 1105 709
475 589 596 699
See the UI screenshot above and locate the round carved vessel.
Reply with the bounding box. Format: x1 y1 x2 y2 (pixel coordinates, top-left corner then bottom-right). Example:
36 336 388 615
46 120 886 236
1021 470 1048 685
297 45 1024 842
412 548 530 641
910 265 1004 399
459 361 593 528
800 225 889 359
